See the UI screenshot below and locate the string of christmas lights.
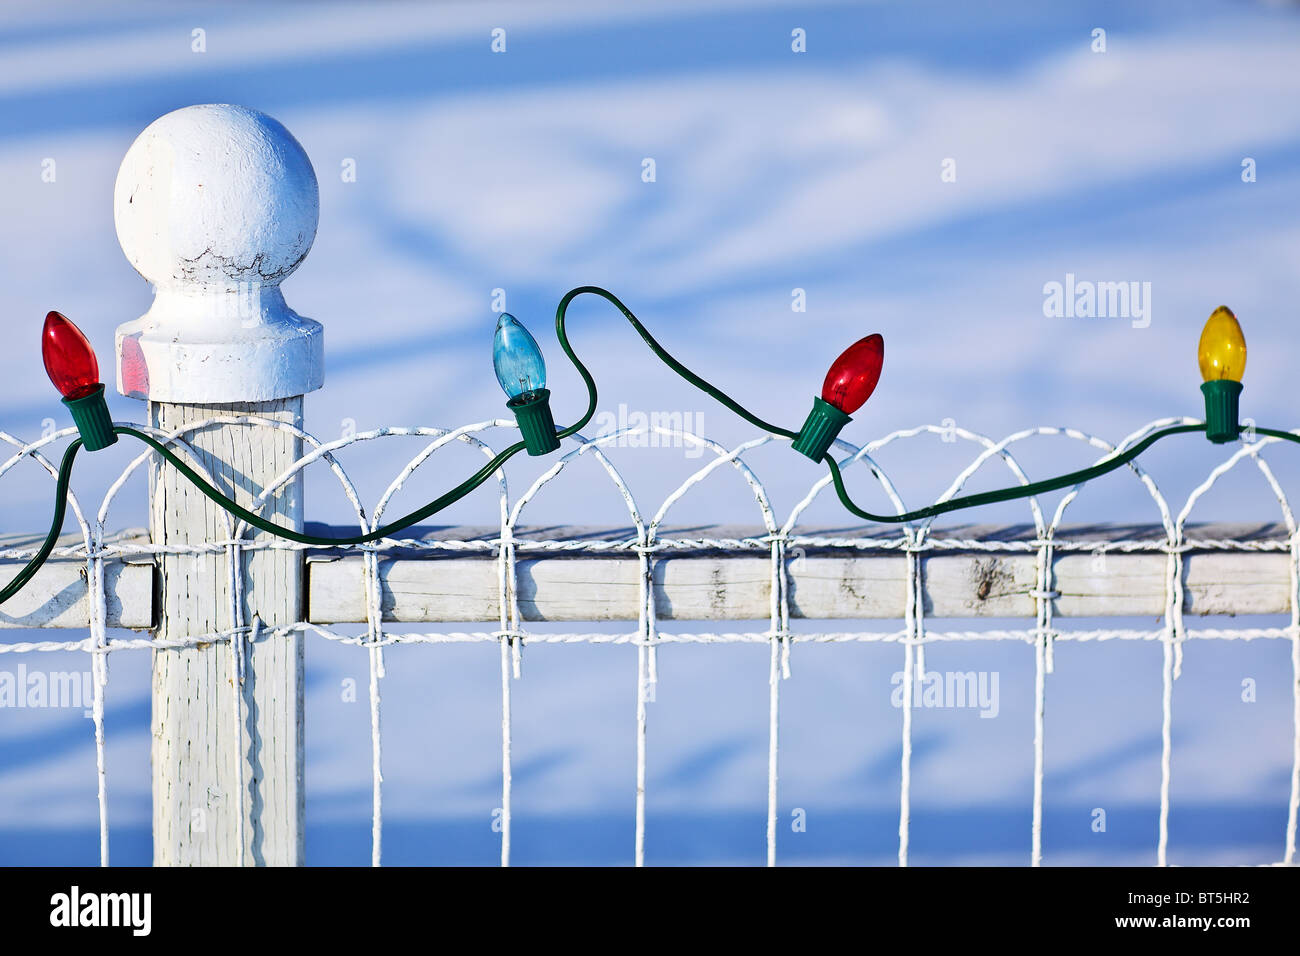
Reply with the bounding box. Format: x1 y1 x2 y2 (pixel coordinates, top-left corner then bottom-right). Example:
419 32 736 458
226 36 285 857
0 291 1287 608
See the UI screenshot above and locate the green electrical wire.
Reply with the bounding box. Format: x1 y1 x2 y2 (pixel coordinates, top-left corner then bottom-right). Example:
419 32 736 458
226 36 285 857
0 439 82 605
113 427 532 546
553 285 799 441
826 426 1300 522
0 431 536 607
548 290 1250 524
5 284 1300 608
1251 426 1300 445
0 432 522 606
823 423 1207 524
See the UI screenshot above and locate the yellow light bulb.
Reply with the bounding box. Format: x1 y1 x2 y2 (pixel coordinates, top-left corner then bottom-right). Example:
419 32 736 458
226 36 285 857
1197 306 1246 383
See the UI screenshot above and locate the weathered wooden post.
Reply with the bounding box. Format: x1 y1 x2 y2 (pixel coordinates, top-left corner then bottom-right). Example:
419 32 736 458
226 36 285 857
113 104 323 865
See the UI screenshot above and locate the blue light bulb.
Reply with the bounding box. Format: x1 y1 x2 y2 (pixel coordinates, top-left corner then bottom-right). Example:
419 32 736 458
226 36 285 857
493 313 547 402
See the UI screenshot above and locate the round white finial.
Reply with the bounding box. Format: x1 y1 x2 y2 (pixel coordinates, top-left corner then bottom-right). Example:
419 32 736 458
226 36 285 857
115 104 318 291
114 104 324 403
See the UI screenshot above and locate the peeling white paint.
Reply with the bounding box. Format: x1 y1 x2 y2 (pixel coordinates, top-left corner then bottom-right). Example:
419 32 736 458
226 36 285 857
113 104 324 403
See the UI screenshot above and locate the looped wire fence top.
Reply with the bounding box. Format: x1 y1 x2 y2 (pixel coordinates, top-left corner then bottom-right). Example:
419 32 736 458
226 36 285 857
1 415 1298 868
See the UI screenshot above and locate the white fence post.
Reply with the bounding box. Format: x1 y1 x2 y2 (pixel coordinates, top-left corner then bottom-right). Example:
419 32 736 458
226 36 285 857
113 104 323 866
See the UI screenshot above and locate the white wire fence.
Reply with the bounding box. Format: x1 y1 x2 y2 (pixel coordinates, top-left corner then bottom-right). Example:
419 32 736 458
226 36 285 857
1 414 1298 867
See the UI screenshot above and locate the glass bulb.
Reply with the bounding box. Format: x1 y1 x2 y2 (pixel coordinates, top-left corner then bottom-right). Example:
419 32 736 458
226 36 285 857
821 333 884 414
42 311 101 400
493 313 547 401
1197 305 1246 383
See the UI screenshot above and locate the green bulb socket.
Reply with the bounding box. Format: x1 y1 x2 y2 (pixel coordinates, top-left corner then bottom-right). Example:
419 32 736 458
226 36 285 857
508 388 561 456
1201 379 1243 444
63 384 117 452
792 396 852 461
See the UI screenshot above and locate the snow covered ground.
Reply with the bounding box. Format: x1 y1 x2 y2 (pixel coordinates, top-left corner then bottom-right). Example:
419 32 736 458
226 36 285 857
2 0 1299 865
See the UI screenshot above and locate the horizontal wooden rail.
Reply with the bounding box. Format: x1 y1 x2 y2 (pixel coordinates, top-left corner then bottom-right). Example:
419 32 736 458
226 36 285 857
306 523 1295 622
5 524 1296 628
0 530 153 629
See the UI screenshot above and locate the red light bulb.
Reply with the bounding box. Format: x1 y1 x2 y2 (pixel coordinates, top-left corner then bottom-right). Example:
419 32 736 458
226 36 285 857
42 311 101 400
791 333 886 461
821 333 884 414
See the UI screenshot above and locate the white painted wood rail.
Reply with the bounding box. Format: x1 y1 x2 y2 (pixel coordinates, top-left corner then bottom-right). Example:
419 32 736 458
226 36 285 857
0 531 152 629
304 522 1298 622
10 523 1296 628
